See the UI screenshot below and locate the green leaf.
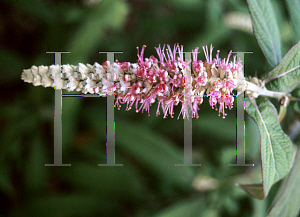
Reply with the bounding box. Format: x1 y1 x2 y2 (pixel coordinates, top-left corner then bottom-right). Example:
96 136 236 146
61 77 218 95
65 0 129 64
261 40 300 92
290 87 300 114
267 147 300 217
285 0 300 42
154 197 204 217
238 97 293 200
247 0 282 68
236 183 264 200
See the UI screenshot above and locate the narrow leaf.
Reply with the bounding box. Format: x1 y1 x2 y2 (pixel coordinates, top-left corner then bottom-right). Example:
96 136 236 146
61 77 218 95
235 183 264 200
239 97 293 200
262 40 300 92
247 0 282 68
267 147 300 217
285 0 300 42
65 0 129 64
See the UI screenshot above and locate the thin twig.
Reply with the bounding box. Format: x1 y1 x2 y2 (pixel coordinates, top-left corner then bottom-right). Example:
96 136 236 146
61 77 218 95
289 96 300 102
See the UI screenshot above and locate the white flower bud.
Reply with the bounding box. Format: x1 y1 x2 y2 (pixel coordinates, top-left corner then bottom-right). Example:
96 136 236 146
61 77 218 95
252 76 259 84
73 72 79 79
86 63 93 72
81 73 88 80
113 63 123 75
94 62 106 75
31 65 39 76
85 77 96 93
94 86 100 94
55 77 64 89
120 86 127 94
49 64 61 79
32 75 42 86
211 67 219 78
232 70 238 79
164 70 168 78
89 73 97 81
130 63 138 74
252 91 259 98
102 78 108 86
225 69 233 79
106 73 112 81
38 65 48 76
22 69 34 83
113 73 117 81
42 75 52 87
78 63 89 74
62 64 74 78
67 76 79 91
176 62 183 70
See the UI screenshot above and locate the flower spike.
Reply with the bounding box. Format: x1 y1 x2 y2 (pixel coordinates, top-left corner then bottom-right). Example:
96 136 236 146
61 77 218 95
21 44 244 120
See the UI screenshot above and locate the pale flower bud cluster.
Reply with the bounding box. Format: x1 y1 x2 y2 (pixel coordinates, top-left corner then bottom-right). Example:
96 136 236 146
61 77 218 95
21 44 244 119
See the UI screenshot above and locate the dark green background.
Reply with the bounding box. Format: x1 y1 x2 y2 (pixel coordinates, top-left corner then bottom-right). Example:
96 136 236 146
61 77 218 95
0 0 298 216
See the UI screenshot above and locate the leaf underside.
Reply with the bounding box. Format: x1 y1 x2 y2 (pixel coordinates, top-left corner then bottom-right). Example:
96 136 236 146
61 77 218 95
240 97 293 200
267 147 300 217
262 40 300 93
247 0 282 69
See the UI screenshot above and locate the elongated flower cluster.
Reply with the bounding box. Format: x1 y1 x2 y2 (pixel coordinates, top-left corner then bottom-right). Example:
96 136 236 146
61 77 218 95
21 44 243 119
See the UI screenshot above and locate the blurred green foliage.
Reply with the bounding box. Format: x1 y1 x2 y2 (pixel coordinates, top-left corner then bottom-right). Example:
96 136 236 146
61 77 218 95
0 0 299 216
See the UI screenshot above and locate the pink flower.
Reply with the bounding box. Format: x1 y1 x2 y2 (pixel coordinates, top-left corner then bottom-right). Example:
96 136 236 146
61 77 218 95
203 44 214 65
154 81 168 94
23 43 240 119
191 96 203 119
195 75 207 86
209 89 221 108
120 44 239 119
